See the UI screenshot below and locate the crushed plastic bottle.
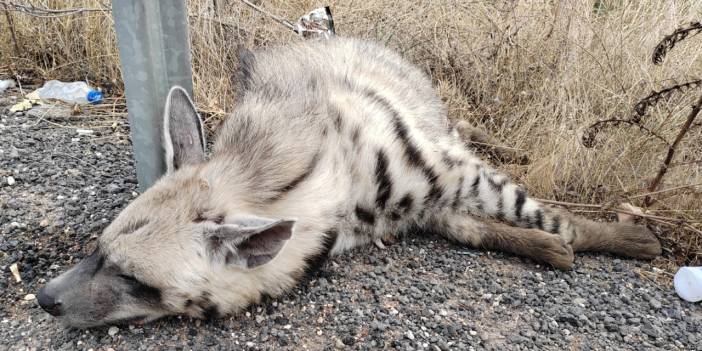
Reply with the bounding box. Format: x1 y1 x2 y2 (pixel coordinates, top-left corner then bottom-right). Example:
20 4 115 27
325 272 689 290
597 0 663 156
35 80 103 105
295 6 335 40
674 266 702 302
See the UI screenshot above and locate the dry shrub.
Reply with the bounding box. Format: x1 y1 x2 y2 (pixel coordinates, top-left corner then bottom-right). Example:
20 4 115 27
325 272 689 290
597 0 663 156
1 0 701 270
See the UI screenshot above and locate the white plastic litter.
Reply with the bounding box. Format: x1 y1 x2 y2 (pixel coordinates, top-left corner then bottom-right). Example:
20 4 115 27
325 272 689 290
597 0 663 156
0 79 16 93
295 6 335 40
674 266 702 302
35 80 102 104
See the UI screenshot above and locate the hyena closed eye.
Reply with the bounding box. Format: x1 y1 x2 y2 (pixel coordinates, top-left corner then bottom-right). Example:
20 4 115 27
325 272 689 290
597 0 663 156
38 38 661 328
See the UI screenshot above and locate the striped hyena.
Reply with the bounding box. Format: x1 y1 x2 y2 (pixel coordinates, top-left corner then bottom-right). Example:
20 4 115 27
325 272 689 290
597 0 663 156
38 38 661 327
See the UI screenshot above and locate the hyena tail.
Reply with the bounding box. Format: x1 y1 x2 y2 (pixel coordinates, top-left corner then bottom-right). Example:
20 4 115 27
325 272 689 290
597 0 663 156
459 166 661 260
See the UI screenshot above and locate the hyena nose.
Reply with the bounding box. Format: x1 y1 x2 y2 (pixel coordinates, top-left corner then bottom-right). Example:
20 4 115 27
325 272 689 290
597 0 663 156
37 287 62 317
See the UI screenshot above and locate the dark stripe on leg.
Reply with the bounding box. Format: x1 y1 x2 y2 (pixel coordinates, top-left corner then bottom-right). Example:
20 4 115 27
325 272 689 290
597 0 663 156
451 176 465 210
550 215 560 234
470 172 481 197
531 209 544 230
514 189 526 220
374 150 393 210
355 206 376 225
304 230 339 276
495 196 504 220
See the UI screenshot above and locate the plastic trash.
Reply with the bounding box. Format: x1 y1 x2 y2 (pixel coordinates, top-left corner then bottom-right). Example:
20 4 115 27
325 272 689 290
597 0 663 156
295 6 335 40
0 79 16 93
35 80 103 104
674 266 702 302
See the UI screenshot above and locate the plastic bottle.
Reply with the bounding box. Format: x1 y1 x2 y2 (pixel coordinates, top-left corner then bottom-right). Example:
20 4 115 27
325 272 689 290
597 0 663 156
35 80 103 104
674 266 702 302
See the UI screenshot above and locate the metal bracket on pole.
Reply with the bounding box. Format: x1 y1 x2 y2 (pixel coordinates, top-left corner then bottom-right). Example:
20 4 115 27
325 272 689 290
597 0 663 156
113 0 194 191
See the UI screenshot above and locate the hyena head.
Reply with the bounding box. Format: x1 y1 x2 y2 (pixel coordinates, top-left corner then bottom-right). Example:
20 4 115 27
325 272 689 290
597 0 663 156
38 87 295 328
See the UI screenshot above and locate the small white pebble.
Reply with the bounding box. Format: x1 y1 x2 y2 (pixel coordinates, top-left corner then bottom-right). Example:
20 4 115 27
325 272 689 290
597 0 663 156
316 329 323 336
439 310 448 317
245 341 254 347
23 294 36 301
108 326 119 336
10 263 21 283
7 176 15 185
283 324 292 330
405 331 415 340
469 330 477 336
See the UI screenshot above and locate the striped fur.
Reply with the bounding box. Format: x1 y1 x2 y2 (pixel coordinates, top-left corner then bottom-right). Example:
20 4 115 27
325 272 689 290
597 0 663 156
40 38 661 328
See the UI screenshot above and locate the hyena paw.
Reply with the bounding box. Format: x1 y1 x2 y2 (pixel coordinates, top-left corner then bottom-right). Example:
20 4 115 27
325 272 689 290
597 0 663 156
534 234 575 270
614 223 662 260
373 234 397 250
373 239 387 250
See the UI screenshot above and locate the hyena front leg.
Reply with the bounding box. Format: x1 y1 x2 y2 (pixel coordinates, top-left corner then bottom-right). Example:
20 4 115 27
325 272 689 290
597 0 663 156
439 215 575 269
447 162 661 262
453 120 529 165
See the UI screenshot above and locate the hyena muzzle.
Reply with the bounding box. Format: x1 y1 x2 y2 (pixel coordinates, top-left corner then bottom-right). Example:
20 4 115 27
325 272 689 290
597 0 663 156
37 38 661 328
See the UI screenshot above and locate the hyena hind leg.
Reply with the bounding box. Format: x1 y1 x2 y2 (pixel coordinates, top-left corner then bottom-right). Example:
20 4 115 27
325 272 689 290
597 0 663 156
453 120 529 165
554 208 662 260
439 215 575 270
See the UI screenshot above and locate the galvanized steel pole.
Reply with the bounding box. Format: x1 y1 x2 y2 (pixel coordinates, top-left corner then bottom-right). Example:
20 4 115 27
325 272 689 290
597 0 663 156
113 0 194 191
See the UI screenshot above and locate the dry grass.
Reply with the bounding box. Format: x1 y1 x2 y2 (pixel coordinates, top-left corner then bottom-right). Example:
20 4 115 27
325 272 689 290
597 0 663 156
1 0 701 271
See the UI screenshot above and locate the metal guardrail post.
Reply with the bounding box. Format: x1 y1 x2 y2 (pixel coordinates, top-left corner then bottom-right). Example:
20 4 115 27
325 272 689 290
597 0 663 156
113 0 194 191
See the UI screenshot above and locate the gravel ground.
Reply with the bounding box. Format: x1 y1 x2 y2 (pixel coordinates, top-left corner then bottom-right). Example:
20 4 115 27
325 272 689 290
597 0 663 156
1 92 701 351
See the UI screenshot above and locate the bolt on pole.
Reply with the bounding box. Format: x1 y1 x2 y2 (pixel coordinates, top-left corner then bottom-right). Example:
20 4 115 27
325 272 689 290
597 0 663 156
113 0 194 191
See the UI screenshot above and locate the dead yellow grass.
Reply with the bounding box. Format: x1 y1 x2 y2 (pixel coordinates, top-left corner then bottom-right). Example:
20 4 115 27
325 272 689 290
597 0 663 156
1 0 701 271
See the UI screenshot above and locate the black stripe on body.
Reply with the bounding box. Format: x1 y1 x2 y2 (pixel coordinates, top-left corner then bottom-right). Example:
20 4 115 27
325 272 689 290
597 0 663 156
487 175 506 193
374 150 393 209
451 176 465 211
351 127 361 145
355 206 376 225
202 305 220 320
441 150 464 168
514 189 526 220
390 193 414 220
267 153 320 201
398 194 413 213
470 170 481 197
495 196 505 220
361 89 444 205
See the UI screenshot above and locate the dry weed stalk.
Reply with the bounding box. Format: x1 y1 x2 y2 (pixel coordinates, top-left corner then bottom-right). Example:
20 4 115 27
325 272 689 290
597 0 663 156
652 21 702 65
0 0 108 17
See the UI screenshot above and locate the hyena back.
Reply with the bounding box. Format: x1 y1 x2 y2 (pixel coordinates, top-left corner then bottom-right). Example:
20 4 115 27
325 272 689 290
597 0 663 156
38 38 661 327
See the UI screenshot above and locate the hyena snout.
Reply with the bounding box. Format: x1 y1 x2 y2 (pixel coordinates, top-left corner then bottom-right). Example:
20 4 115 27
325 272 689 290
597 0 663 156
37 286 62 316
37 249 130 328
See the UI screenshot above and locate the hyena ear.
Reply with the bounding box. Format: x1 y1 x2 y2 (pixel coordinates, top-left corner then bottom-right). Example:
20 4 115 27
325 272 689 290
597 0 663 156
163 86 206 173
204 216 294 269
